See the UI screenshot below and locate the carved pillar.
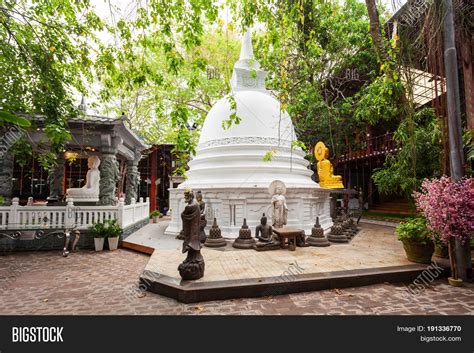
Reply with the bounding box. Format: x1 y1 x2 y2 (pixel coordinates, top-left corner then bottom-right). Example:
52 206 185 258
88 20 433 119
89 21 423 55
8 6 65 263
99 134 122 205
47 152 65 202
0 150 14 205
125 151 141 205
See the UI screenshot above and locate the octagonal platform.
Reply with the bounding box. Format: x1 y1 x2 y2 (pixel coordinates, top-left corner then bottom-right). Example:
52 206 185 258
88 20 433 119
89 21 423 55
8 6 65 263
135 222 449 303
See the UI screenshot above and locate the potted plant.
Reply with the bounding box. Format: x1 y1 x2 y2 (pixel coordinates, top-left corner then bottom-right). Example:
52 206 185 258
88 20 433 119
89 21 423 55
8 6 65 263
105 219 122 251
414 176 473 286
89 222 106 252
150 210 161 223
396 216 434 264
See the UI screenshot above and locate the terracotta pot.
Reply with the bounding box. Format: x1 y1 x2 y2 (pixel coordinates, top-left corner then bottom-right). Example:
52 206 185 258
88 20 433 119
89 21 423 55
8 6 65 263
402 239 434 264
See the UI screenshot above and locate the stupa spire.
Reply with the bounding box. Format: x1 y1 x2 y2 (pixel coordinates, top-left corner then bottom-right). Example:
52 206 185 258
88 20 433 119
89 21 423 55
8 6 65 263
230 29 267 91
239 30 254 62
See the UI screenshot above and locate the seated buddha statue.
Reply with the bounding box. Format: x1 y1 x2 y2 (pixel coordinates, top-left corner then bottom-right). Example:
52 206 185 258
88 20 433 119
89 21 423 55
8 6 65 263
66 156 101 202
315 142 344 189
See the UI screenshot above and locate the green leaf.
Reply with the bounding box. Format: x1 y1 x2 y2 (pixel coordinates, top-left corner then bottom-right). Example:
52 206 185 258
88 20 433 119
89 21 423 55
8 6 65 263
0 112 31 127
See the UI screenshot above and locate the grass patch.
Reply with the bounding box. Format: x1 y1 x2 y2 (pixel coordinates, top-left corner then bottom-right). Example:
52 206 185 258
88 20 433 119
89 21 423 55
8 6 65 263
362 211 414 220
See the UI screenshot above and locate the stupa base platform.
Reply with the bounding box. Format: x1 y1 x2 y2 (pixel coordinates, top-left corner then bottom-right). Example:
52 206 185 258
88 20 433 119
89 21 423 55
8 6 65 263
139 223 450 303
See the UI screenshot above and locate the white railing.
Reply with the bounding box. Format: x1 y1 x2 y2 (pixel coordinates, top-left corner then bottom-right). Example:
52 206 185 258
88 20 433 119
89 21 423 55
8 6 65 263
0 197 150 231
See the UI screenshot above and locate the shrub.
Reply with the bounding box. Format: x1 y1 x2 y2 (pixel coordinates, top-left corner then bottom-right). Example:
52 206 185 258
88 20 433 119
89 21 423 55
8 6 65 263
413 176 473 244
395 216 432 245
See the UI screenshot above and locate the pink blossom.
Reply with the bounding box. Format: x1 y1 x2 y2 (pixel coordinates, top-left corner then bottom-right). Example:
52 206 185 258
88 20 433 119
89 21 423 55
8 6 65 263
413 176 474 244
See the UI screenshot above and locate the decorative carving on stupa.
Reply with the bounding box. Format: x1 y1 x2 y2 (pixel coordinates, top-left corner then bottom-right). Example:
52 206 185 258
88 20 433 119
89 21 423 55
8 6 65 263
315 141 344 189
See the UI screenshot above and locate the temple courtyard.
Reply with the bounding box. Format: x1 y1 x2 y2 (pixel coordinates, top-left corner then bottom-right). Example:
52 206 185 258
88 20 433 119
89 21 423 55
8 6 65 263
1 222 472 315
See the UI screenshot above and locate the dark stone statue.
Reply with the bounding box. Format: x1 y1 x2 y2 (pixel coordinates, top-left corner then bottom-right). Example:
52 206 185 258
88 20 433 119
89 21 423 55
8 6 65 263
196 190 207 243
254 214 281 251
255 213 272 242
178 189 205 280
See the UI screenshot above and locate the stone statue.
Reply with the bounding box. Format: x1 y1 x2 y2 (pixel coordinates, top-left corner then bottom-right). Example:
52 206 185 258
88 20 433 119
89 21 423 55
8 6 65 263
255 213 272 242
269 180 288 228
178 189 205 280
66 156 101 202
314 141 343 189
196 190 207 243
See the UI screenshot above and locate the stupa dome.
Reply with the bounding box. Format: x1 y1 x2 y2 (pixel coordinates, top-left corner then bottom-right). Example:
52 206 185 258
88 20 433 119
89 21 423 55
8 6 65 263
180 31 318 189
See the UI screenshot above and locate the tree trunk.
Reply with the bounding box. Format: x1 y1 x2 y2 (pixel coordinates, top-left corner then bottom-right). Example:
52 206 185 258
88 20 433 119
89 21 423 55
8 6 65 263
365 0 390 64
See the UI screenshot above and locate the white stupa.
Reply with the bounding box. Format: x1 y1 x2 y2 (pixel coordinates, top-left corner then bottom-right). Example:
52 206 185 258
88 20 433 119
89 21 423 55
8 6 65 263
165 31 332 238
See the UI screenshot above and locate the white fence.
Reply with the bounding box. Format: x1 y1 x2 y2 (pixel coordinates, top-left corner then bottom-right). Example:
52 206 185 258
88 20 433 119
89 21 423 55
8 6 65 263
0 197 150 231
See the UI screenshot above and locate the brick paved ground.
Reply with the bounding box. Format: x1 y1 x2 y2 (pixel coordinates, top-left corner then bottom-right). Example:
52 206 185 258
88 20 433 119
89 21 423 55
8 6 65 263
0 249 472 315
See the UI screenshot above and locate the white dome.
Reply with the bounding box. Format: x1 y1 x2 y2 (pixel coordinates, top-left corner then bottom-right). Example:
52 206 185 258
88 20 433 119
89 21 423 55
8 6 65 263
199 91 295 144
178 30 319 189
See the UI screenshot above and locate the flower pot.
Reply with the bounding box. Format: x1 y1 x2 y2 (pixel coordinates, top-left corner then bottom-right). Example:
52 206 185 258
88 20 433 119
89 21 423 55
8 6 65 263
94 237 104 252
448 277 463 287
153 216 159 223
402 239 434 264
108 236 119 251
434 244 449 258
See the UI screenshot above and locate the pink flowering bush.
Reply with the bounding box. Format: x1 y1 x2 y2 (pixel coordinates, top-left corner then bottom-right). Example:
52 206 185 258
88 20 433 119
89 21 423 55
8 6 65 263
413 176 474 244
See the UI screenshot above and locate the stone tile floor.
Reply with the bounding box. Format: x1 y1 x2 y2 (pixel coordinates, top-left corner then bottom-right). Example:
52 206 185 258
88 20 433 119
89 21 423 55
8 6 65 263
0 248 472 315
144 223 412 282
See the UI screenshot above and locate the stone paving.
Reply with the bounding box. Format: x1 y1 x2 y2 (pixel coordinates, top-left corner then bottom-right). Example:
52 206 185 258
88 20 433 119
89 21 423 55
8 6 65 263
144 223 411 282
0 248 473 315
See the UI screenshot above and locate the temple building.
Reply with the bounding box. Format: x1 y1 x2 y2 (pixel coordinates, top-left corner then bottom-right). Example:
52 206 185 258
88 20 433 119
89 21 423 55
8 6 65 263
165 31 333 238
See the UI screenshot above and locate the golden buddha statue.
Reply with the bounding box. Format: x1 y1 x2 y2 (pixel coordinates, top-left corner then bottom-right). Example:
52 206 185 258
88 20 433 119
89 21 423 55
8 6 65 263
315 141 344 189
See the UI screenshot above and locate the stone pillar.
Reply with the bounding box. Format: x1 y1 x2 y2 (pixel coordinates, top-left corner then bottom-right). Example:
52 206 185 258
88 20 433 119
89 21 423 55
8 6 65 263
47 152 65 203
125 151 141 205
99 134 122 205
0 150 14 205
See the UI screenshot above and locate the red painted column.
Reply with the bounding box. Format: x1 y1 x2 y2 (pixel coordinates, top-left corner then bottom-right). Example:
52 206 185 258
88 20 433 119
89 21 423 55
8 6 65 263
150 148 157 212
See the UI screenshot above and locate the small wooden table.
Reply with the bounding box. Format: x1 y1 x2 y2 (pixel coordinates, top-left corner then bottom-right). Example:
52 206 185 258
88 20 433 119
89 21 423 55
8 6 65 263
273 228 304 251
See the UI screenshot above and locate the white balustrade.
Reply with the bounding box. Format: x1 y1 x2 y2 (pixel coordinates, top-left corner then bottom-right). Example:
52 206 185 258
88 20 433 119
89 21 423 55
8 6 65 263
0 198 150 230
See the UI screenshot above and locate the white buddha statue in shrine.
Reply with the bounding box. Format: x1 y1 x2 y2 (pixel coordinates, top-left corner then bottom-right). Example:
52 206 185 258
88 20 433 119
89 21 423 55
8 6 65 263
66 156 100 202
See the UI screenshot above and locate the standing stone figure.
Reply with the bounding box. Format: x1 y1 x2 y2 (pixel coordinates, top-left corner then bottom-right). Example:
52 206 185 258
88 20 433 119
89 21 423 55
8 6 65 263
269 180 288 228
178 189 205 280
196 190 207 243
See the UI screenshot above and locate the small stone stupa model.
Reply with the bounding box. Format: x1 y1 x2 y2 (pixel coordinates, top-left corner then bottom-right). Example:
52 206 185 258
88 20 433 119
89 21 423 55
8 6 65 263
204 218 227 248
307 217 330 247
315 141 344 189
232 218 256 249
327 216 349 243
